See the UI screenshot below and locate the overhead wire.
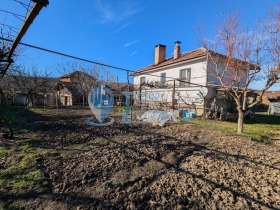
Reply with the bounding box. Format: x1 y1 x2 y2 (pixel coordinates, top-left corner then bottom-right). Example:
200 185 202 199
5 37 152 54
1 27 18 35
0 32 16 38
0 37 133 72
13 0 32 10
0 9 25 21
25 0 32 17
0 37 207 87
0 23 20 31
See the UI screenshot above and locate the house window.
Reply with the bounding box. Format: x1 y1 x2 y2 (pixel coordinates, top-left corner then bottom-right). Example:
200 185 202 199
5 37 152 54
179 69 191 87
160 73 166 84
140 77 146 84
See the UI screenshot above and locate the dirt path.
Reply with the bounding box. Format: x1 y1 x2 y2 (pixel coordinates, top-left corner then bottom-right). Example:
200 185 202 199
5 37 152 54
1 107 280 209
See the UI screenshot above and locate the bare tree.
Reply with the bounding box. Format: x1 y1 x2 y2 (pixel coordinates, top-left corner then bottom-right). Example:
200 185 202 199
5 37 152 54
200 10 280 134
0 26 15 137
11 66 53 106
0 71 18 103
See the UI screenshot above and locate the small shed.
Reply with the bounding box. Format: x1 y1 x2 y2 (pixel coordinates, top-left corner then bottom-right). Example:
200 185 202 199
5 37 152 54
268 102 280 116
14 94 28 106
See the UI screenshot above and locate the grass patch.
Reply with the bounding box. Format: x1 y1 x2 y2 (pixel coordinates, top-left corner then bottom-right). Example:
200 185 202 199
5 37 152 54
42 149 61 157
0 144 43 190
190 112 280 142
99 138 111 145
0 147 10 158
0 205 19 210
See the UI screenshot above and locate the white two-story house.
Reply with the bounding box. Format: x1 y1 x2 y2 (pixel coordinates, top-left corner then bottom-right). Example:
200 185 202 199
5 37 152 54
131 41 250 116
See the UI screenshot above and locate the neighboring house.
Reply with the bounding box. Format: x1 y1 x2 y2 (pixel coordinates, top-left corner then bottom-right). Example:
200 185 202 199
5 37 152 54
58 82 82 106
59 71 97 106
260 90 280 105
131 42 252 116
248 90 280 111
58 71 132 106
13 92 57 106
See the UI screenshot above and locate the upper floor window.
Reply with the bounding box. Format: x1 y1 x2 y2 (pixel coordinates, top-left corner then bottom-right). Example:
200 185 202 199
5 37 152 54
160 73 166 84
179 69 191 87
140 77 146 84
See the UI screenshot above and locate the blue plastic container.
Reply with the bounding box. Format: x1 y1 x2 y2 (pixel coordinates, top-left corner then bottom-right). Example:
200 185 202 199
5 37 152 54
191 111 196 118
182 110 191 119
182 110 196 119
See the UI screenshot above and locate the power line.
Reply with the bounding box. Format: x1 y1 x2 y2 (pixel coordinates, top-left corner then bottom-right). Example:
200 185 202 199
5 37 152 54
0 32 16 38
0 37 134 72
0 9 25 19
13 0 33 17
0 23 20 30
13 0 32 9
25 0 32 17
0 37 206 87
1 27 19 35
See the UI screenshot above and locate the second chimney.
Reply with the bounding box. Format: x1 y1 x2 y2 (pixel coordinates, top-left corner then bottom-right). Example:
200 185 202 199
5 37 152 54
155 44 166 65
174 41 181 59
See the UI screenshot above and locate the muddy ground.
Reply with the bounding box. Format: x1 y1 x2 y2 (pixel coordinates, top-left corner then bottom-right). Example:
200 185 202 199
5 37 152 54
0 107 280 209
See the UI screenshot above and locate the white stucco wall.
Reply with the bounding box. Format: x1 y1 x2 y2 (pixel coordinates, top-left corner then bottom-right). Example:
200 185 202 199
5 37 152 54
207 60 248 88
133 57 208 87
133 57 209 109
132 53 251 116
134 87 207 105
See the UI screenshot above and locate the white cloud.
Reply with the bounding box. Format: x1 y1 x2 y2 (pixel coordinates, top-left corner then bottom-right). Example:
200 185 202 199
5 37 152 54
129 50 138 57
124 39 140 47
111 22 132 34
94 0 144 24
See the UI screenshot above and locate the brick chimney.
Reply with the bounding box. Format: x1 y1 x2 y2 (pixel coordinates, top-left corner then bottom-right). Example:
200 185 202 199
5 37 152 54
174 41 181 59
154 44 166 65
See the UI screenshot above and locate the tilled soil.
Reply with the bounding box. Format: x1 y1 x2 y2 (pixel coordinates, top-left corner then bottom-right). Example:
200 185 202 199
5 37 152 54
1 107 280 209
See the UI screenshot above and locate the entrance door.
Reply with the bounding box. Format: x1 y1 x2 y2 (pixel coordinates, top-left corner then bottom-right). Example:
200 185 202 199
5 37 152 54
65 96 68 106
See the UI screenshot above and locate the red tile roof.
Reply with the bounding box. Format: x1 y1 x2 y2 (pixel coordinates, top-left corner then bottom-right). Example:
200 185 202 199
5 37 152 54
131 47 259 76
263 91 280 98
61 71 94 79
131 48 207 75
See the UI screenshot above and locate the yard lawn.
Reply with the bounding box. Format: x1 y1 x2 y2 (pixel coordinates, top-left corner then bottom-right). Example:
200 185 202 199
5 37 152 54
191 112 280 142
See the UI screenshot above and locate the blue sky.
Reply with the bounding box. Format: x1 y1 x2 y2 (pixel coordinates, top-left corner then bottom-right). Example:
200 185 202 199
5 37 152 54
0 0 279 89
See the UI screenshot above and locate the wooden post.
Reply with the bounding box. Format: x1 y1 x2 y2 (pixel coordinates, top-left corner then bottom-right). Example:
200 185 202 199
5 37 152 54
172 80 175 109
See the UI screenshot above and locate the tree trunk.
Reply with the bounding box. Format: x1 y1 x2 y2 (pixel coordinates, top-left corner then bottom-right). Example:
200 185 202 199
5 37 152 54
33 94 36 107
56 92 58 110
242 91 247 110
237 110 244 134
28 95 32 107
0 87 14 138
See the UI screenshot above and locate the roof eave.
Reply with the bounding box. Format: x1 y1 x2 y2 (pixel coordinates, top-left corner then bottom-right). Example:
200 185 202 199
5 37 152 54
131 53 208 76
